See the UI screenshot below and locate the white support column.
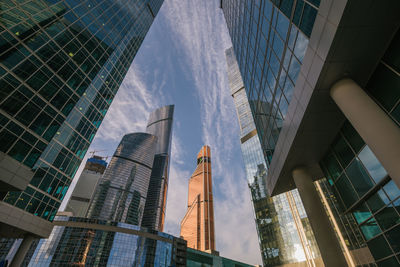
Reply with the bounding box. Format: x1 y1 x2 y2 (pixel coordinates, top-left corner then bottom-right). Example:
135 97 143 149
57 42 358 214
292 167 348 267
331 78 400 188
9 234 35 267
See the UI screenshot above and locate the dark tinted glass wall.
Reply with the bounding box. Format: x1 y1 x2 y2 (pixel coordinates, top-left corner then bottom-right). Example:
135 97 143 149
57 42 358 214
0 0 164 222
222 0 319 166
320 29 400 266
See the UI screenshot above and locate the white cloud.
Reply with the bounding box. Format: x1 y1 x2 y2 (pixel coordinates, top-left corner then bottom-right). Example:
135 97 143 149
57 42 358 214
161 0 262 265
62 0 262 265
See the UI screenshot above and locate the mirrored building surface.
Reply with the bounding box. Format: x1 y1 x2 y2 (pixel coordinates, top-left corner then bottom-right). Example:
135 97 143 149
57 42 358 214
226 47 321 267
0 0 165 238
2 215 186 267
142 105 174 232
86 133 158 225
222 0 400 266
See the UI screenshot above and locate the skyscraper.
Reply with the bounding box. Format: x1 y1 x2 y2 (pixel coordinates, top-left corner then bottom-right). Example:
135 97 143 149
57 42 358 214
226 47 322 266
222 0 400 266
86 133 158 225
65 155 107 217
0 105 178 266
0 0 165 242
180 146 216 253
86 105 174 228
142 105 174 231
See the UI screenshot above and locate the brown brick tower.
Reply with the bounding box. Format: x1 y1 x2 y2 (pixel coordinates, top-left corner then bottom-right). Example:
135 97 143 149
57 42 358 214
180 146 215 252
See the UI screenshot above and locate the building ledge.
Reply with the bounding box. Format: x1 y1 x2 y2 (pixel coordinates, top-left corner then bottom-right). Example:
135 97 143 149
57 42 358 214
267 0 400 195
0 152 34 192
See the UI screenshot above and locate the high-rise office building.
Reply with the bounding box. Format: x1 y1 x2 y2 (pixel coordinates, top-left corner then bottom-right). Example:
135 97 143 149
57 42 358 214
180 146 216 253
65 155 107 217
0 215 187 267
0 0 165 242
0 105 176 266
142 105 174 231
222 0 400 266
226 47 322 266
86 133 157 225
87 105 174 228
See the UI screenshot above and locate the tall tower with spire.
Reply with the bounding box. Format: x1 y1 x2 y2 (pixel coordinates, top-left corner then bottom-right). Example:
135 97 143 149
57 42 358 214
180 145 215 253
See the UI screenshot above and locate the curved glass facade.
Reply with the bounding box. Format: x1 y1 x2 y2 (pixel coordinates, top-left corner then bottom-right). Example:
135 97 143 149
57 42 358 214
226 47 321 266
87 133 157 225
0 0 165 235
142 105 174 231
17 216 182 267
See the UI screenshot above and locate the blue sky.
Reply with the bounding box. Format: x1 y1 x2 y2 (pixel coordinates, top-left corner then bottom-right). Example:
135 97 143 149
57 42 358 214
62 1 262 264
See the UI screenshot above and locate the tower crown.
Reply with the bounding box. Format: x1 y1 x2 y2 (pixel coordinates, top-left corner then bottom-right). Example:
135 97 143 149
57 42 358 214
197 145 211 165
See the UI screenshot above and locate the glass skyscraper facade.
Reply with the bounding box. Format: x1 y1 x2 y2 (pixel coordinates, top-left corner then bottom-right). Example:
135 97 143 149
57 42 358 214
142 105 174 232
1 215 186 267
223 0 400 266
226 47 320 267
222 0 319 166
0 0 165 238
87 105 174 230
86 133 158 225
0 105 177 265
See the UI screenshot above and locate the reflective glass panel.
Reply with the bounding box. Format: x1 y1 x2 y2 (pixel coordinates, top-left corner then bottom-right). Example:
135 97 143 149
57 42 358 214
367 190 390 213
367 235 392 260
360 218 381 240
374 205 399 230
341 121 364 153
353 203 372 224
358 146 387 183
383 180 400 201
332 136 354 168
335 173 358 208
346 158 374 197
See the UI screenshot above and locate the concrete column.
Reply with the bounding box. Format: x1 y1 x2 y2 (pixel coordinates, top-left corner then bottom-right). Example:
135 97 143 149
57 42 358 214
331 78 400 188
9 234 35 267
292 167 347 267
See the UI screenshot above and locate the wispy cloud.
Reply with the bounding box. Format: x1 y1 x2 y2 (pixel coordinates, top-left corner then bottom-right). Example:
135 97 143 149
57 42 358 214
161 0 261 264
62 0 261 264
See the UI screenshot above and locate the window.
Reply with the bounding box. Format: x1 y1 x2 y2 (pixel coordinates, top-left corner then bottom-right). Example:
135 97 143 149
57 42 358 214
358 146 387 183
383 180 400 201
366 190 390 213
335 173 358 208
367 235 392 260
341 121 364 153
321 151 342 181
366 63 400 111
8 139 31 162
374 205 399 230
360 217 381 240
346 158 374 197
332 136 354 168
